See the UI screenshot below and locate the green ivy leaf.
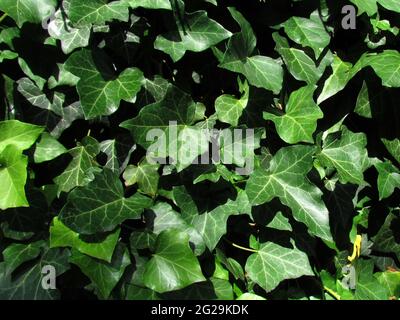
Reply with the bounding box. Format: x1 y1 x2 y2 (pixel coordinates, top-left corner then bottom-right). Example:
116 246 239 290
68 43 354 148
382 138 400 164
0 0 57 27
376 270 400 298
121 85 209 171
34 133 67 163
215 79 249 127
220 55 283 95
69 0 130 26
375 160 400 200
264 85 323 144
59 169 153 234
123 160 159 197
355 81 372 118
192 191 250 251
53 136 101 194
317 126 369 185
65 49 144 119
48 9 91 54
219 8 283 94
372 213 400 261
246 145 332 242
2 241 44 275
0 120 43 153
146 202 206 255
50 217 120 262
69 244 130 299
129 0 172 10
273 32 331 85
154 11 232 62
267 212 293 232
0 146 29 210
349 0 378 16
355 259 389 300
0 247 70 300
318 55 354 104
355 50 400 88
245 240 314 292
143 229 206 293
280 12 331 59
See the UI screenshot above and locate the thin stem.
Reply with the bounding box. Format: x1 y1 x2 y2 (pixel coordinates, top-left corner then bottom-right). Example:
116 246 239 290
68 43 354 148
224 238 258 253
0 13 7 24
324 286 341 300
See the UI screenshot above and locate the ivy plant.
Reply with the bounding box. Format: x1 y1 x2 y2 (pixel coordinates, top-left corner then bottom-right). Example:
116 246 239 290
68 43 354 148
0 0 400 300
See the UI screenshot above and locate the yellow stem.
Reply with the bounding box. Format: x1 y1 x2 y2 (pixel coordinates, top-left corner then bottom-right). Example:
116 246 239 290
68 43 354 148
0 13 7 24
224 238 258 253
324 286 341 300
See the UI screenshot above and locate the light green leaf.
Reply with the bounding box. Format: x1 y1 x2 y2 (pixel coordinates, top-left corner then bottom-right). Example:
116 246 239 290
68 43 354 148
143 229 206 293
246 145 332 242
0 120 43 153
99 140 119 173
218 8 282 94
0 146 29 210
376 271 400 298
349 0 378 16
59 169 153 234
245 240 314 292
34 133 67 163
0 50 18 63
264 85 323 144
215 79 249 126
377 0 400 13
318 55 354 104
172 185 199 223
222 7 257 63
219 127 264 169
355 50 400 88
50 217 120 262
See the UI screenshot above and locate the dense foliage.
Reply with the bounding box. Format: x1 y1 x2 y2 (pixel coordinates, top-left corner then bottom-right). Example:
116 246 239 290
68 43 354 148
0 0 400 300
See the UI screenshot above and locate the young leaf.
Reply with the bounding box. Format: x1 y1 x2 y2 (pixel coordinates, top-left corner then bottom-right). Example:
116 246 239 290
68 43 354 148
264 85 323 144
